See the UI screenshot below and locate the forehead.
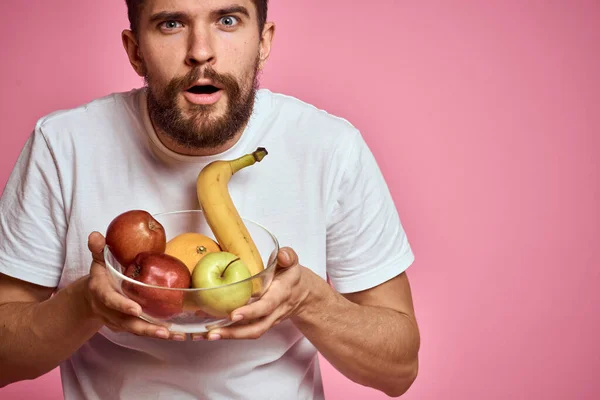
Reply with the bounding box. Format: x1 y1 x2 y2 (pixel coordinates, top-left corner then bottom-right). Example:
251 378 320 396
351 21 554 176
142 0 257 17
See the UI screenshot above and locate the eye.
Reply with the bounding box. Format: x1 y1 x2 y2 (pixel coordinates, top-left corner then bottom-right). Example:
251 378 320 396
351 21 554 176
219 16 239 27
160 20 183 31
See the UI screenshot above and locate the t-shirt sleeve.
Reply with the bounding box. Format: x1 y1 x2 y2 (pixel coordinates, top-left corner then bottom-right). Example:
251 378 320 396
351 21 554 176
326 129 415 293
0 124 67 287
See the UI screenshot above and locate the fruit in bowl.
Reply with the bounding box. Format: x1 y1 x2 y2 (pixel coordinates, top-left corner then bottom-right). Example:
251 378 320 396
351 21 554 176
195 148 268 294
103 148 278 334
103 214 278 333
191 251 253 317
105 210 167 266
122 251 192 318
164 232 221 274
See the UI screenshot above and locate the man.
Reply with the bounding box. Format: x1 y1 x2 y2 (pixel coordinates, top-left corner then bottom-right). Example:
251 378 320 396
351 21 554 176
0 0 420 398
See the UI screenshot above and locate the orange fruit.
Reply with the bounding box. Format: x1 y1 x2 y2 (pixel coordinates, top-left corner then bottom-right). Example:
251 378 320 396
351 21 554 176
164 232 221 273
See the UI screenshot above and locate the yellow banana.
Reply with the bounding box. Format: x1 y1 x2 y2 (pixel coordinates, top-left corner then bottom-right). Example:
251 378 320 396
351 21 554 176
196 147 268 293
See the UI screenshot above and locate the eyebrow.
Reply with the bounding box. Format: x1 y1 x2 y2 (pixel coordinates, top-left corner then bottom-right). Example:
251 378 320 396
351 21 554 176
211 6 250 19
148 6 250 25
148 11 188 25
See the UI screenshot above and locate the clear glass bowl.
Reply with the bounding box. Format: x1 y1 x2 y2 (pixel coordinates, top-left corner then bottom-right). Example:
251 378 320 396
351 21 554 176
104 210 279 334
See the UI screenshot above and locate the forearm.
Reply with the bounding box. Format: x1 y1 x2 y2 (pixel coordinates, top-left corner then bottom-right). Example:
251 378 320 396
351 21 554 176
291 271 420 397
0 276 103 387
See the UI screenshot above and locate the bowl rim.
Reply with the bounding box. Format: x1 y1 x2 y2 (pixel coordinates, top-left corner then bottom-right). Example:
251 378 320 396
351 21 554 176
103 209 280 292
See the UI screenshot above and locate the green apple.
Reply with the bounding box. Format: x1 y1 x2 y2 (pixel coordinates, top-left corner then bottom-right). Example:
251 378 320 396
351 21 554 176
191 251 253 317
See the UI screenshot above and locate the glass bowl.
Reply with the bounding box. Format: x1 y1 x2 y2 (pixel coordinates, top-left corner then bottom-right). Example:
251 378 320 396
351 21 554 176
104 210 279 334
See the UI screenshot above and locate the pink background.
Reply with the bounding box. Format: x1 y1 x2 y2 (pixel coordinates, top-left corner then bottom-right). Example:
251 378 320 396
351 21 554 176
1 0 599 399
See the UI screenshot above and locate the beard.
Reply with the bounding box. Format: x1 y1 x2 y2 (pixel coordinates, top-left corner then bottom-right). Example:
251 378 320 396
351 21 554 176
144 57 261 150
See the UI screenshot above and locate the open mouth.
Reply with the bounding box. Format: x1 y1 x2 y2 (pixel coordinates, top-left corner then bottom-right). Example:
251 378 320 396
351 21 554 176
186 85 221 95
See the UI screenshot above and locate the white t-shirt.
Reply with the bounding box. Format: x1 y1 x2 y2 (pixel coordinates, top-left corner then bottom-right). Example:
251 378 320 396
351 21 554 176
0 88 414 399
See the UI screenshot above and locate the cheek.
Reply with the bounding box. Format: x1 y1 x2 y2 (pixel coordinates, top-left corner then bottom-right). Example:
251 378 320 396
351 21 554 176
142 43 185 83
217 32 260 71
235 47 261 83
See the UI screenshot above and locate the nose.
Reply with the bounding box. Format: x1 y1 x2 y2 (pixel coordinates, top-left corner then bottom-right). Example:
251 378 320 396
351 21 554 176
185 27 216 67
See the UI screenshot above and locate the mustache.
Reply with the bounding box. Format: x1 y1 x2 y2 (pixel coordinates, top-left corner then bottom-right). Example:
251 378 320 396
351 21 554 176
173 66 233 92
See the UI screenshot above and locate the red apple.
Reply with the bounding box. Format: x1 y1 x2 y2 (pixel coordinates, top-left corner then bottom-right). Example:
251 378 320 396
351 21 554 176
122 251 191 318
105 210 166 267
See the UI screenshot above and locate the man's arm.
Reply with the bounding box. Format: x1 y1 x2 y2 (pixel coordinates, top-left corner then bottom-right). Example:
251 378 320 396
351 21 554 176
0 273 103 387
0 232 183 388
205 248 420 397
291 269 420 397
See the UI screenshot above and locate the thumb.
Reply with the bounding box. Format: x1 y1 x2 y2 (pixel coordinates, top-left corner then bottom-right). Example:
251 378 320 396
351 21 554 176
277 247 298 269
88 231 106 265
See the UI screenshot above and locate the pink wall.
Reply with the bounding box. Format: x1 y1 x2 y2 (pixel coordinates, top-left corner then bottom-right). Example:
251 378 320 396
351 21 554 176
1 0 599 399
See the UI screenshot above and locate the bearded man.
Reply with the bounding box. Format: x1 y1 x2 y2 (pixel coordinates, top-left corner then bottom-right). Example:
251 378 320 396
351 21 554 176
0 1 420 398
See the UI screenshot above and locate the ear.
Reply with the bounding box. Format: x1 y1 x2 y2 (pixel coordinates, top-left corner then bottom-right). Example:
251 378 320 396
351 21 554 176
258 22 276 71
121 30 146 77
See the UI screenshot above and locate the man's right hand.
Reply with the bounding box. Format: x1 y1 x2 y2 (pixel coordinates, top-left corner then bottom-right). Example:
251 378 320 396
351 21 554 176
84 231 184 341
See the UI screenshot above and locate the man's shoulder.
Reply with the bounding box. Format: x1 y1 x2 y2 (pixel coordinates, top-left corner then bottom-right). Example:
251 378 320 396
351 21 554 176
258 89 359 135
256 89 365 165
34 88 143 135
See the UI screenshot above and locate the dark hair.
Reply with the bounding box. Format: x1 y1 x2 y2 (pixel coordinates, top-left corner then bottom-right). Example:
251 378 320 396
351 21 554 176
125 0 268 36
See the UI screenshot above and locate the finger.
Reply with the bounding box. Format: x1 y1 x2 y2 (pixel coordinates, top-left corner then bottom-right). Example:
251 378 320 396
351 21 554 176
88 272 141 317
277 247 298 269
101 304 181 340
190 313 255 341
191 332 208 341
190 316 257 341
115 315 173 340
209 314 279 340
88 231 106 265
168 332 188 341
100 306 171 339
98 286 142 316
104 322 126 333
230 280 288 321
